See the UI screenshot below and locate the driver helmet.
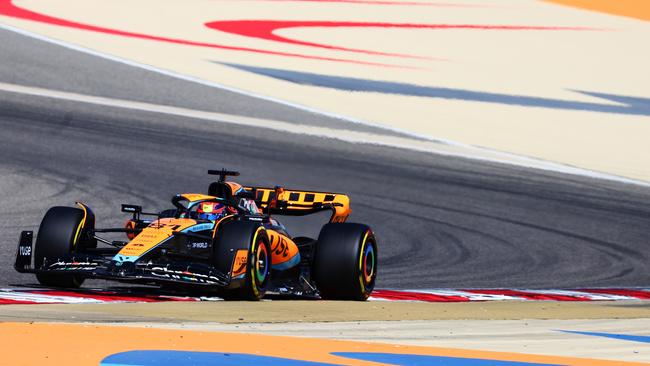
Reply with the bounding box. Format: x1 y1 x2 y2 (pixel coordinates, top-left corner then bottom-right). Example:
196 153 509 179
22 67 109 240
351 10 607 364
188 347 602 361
197 201 227 221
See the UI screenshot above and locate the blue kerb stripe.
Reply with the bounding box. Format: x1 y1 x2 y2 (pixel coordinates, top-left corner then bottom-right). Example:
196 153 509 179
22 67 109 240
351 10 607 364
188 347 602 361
560 330 650 344
102 351 564 366
101 351 334 366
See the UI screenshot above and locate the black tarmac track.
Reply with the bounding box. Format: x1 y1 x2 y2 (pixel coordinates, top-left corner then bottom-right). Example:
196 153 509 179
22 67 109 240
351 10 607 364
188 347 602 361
1 27 649 290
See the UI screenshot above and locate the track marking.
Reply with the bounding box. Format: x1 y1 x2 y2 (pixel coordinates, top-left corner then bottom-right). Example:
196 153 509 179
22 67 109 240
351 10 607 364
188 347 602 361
3 323 628 366
205 20 597 59
2 288 649 304
2 80 649 188
0 24 649 187
0 22 416 138
369 289 650 302
0 0 400 66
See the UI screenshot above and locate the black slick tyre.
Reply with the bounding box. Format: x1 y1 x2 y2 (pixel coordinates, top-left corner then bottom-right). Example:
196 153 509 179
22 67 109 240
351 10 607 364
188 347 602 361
313 223 377 300
217 221 271 301
34 206 88 288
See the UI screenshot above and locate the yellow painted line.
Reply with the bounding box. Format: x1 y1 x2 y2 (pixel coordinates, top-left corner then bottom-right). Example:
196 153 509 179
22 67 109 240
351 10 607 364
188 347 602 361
545 0 650 21
0 322 646 365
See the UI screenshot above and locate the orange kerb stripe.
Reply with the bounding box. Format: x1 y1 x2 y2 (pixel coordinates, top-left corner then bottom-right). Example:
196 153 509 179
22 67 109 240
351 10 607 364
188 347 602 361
545 0 650 21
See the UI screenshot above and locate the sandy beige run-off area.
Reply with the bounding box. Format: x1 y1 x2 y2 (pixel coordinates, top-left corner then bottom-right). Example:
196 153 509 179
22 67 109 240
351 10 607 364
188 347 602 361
1 0 649 182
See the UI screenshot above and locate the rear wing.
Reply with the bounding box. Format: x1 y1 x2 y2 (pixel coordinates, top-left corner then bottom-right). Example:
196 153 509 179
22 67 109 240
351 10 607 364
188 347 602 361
245 187 351 223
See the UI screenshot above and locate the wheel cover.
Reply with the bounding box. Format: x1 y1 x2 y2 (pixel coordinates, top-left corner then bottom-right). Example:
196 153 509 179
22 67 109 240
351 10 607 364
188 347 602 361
362 244 375 284
358 231 377 294
255 239 269 284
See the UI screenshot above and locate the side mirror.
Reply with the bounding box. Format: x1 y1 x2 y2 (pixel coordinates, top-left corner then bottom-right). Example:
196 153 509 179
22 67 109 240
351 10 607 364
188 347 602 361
122 204 142 220
121 204 142 214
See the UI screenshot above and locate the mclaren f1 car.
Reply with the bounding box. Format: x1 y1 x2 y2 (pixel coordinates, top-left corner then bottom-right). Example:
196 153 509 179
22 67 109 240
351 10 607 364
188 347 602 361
14 170 377 300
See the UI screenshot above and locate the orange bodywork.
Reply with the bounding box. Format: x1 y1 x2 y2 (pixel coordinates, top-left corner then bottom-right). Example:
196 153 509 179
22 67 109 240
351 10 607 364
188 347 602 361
231 249 248 278
115 185 344 271
224 182 244 194
117 218 197 259
266 229 300 269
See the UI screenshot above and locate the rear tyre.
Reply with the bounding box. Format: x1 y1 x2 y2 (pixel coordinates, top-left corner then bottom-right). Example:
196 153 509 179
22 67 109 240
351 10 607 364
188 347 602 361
217 221 271 300
313 223 377 300
34 206 89 288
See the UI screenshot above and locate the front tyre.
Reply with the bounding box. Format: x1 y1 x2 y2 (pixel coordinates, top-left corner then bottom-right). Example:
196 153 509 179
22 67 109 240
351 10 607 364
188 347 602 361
217 221 271 300
313 223 377 300
34 206 90 288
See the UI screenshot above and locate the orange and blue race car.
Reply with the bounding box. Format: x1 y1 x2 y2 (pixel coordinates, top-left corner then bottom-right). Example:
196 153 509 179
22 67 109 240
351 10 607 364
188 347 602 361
14 170 377 300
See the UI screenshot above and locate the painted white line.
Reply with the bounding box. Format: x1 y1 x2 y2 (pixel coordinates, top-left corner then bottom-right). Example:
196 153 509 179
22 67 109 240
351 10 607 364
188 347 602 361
2 22 650 187
2 80 650 188
3 22 650 189
0 22 436 143
0 81 428 141
0 289 103 304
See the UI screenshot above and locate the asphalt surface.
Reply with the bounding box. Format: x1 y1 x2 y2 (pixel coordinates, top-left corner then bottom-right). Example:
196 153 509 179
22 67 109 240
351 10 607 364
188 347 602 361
1 27 649 290
0 26 404 137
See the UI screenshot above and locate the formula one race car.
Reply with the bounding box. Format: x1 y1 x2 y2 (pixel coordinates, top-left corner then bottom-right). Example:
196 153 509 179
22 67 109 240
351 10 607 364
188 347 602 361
14 170 377 300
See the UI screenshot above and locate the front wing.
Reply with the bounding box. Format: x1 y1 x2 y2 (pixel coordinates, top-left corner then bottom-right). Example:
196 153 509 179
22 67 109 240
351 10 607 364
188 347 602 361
15 231 230 287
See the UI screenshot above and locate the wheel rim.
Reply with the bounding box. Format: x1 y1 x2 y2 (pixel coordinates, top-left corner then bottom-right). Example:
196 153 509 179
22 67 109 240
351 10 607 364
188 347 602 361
255 240 269 284
362 243 375 284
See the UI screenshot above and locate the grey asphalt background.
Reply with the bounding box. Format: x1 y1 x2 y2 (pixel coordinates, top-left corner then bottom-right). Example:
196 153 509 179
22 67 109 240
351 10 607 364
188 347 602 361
0 27 408 138
1 27 649 289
